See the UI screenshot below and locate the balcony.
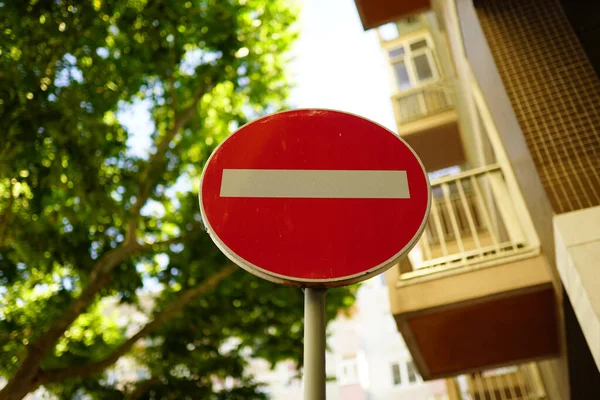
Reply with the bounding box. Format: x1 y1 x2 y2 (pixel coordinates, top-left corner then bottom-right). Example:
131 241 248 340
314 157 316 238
386 165 559 380
449 363 547 400
393 80 455 125
392 80 464 172
404 164 537 278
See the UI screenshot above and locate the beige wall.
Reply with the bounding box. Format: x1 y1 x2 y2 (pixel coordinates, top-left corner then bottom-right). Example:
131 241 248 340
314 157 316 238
555 206 600 373
430 0 481 171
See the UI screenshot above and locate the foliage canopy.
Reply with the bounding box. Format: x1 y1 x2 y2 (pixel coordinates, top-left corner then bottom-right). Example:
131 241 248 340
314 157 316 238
0 0 355 398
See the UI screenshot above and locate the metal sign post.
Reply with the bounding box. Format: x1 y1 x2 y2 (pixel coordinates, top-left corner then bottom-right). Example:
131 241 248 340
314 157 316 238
303 288 326 400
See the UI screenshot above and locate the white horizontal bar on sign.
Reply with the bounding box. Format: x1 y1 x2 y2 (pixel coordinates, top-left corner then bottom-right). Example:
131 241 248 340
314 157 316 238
220 169 410 199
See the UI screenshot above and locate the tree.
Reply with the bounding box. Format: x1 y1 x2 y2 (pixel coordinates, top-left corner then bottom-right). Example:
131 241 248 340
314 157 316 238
0 1 356 398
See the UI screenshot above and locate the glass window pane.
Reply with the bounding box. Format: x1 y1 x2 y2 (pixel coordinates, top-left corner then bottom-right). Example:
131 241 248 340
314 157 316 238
407 361 418 383
413 54 434 81
388 46 405 59
393 61 412 90
379 23 399 41
391 363 402 385
410 39 428 51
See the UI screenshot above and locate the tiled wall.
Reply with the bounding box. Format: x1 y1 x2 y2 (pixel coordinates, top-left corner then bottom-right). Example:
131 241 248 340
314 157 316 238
474 0 600 213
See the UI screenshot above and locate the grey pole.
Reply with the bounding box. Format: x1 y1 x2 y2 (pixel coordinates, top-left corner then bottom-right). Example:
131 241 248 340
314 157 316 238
303 287 327 400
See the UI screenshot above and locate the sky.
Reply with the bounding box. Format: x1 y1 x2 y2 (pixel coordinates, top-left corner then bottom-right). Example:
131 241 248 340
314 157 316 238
289 0 396 131
119 0 396 158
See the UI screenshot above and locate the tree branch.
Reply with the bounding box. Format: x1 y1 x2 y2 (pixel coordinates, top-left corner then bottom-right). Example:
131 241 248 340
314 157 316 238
0 242 143 397
128 73 216 224
3 229 196 394
1 68 223 397
139 233 187 251
0 62 225 398
126 377 160 400
3 230 189 391
39 264 237 384
0 191 14 246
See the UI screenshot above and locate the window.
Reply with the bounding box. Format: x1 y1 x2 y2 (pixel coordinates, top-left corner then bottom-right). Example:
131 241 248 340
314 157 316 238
391 362 402 386
391 360 421 387
413 53 434 80
410 39 428 51
393 61 412 91
407 361 419 383
337 358 359 386
387 35 439 91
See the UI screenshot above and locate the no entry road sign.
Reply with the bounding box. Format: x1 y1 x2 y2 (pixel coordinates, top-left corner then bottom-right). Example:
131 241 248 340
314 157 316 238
199 109 430 287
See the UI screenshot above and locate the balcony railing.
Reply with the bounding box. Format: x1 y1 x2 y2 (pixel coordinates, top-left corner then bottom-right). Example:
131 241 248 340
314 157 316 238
392 80 455 125
454 363 547 400
402 164 538 279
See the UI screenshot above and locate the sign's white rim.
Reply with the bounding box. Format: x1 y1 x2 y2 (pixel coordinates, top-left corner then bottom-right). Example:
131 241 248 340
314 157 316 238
198 108 432 288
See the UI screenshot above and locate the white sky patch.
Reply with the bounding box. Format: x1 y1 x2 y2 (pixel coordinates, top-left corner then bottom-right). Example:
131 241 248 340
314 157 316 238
288 0 395 131
180 49 203 75
54 53 84 87
140 199 166 218
118 99 155 158
180 49 223 75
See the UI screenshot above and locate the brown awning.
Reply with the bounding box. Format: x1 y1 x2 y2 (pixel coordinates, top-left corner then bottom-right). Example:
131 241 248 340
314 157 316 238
354 0 431 30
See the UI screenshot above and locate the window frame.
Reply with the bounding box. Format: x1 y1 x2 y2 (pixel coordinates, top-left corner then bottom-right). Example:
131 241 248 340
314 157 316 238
391 362 403 386
385 33 440 92
390 359 422 388
336 357 360 386
406 360 419 384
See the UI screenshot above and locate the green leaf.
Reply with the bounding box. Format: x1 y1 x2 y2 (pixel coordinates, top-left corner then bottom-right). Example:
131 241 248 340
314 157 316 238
0 0 355 398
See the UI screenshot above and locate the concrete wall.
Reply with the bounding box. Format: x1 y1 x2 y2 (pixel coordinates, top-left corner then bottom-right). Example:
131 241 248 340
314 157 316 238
554 206 600 372
250 276 448 400
357 277 448 400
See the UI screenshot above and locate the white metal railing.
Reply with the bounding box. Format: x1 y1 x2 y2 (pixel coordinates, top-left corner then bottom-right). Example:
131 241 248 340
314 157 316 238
392 80 455 124
402 164 538 279
455 363 547 400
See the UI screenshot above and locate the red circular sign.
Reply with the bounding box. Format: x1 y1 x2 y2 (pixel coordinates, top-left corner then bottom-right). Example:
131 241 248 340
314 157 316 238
200 109 430 287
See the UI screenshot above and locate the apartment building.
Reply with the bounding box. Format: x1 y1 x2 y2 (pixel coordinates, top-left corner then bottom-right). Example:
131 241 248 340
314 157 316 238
250 276 450 400
352 0 600 399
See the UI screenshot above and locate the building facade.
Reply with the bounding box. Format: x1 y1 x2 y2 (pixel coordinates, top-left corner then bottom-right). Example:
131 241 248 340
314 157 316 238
353 0 600 399
250 276 449 400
